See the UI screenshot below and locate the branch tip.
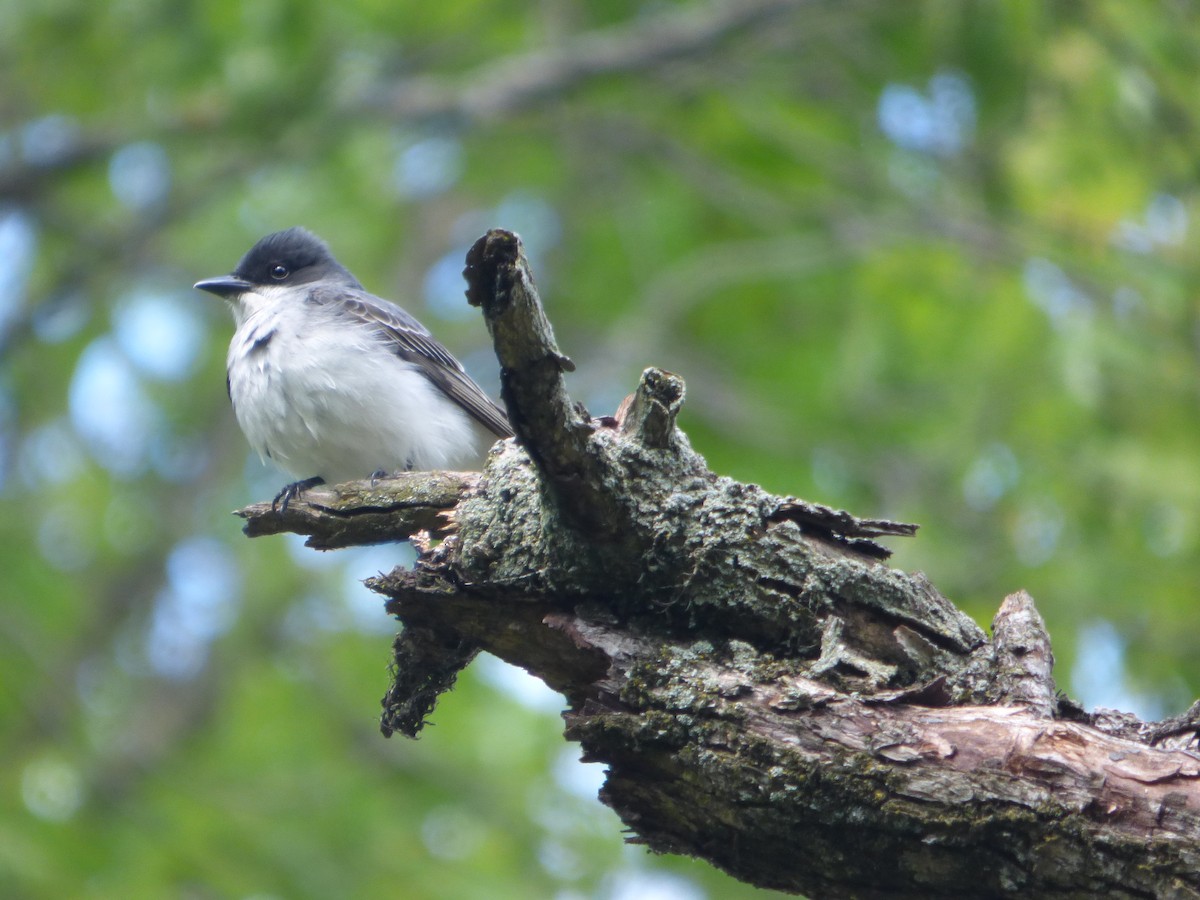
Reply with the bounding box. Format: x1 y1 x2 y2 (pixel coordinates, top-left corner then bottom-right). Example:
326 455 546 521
991 590 1056 717
620 367 686 449
463 228 525 312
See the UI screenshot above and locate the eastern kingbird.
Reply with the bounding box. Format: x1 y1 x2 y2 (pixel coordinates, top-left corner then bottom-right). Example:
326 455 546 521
195 227 512 509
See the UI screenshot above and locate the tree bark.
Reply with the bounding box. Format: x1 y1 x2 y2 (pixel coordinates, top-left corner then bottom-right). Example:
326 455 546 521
238 230 1200 898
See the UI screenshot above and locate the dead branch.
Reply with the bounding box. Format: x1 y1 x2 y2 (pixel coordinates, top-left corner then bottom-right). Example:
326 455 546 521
237 230 1200 898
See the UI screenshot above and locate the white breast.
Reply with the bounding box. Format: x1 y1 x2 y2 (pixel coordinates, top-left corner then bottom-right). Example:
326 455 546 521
226 287 488 483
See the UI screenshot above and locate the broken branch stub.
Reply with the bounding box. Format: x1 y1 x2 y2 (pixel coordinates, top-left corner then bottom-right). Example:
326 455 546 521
392 231 983 712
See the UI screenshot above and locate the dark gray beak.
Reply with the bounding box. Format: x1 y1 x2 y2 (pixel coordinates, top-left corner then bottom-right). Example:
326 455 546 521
194 275 252 298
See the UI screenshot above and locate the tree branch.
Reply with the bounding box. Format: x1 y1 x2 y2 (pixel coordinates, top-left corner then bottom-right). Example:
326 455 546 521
236 471 476 549
356 0 810 124
236 231 1200 897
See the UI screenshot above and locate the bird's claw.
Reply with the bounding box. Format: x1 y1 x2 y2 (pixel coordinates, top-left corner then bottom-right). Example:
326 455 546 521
272 476 325 513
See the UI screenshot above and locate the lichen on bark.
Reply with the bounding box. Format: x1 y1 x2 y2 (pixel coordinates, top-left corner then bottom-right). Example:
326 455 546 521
237 230 1200 898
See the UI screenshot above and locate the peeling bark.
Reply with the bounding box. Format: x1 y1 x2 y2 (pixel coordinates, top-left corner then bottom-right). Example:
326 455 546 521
238 231 1200 898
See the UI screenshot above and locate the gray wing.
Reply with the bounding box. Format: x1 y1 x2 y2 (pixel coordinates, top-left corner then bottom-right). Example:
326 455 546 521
311 286 513 438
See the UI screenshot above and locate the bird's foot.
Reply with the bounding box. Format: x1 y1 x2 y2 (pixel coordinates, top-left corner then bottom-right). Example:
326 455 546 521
369 469 388 485
272 476 325 513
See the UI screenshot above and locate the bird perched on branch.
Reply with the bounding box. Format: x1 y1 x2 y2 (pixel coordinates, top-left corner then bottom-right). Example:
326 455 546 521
195 227 512 509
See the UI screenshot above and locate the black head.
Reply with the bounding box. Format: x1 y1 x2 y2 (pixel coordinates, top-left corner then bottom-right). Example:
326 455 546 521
194 227 362 298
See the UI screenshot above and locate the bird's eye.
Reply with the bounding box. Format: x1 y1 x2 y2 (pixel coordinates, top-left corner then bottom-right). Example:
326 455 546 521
270 264 289 280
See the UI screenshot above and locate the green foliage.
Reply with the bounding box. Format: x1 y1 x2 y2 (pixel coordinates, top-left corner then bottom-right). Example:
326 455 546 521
3 0 1199 895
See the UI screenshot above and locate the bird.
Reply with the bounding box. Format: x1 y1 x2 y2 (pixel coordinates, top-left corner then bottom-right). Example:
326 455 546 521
194 227 512 510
